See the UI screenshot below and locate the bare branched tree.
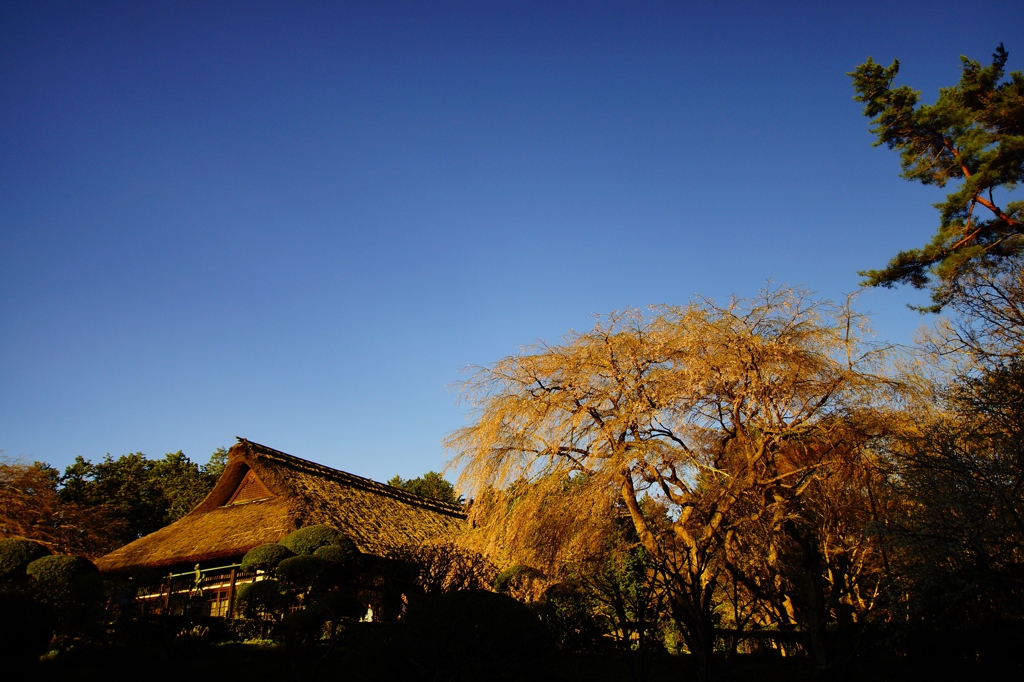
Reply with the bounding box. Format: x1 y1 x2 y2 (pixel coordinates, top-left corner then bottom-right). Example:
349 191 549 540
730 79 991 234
0 457 125 557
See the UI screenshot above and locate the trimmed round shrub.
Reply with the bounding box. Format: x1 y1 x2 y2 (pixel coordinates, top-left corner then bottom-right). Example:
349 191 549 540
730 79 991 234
313 542 356 567
277 555 332 588
0 539 51 581
242 543 294 572
235 579 288 620
278 525 349 556
25 552 100 610
26 554 98 583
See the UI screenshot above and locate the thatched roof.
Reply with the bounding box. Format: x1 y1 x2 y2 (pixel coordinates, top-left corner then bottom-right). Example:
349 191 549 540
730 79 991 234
96 439 466 573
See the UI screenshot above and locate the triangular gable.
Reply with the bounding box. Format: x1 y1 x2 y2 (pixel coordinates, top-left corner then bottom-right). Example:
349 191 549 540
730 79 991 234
226 469 273 504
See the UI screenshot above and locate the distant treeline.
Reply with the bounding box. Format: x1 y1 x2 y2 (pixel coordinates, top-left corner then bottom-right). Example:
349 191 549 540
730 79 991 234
0 449 228 557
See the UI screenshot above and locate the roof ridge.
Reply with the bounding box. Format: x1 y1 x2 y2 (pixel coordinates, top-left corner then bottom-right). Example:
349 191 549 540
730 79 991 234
238 438 466 518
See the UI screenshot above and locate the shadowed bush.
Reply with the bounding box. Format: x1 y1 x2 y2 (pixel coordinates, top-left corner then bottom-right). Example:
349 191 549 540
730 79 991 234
397 590 553 680
235 579 289 621
538 581 606 652
312 541 357 568
0 591 54 668
275 606 331 647
277 555 333 588
0 538 51 581
241 543 294 572
494 564 545 601
26 555 100 603
24 554 102 646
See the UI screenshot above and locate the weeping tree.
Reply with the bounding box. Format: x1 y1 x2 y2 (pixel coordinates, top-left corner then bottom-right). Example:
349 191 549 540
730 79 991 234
447 286 898 678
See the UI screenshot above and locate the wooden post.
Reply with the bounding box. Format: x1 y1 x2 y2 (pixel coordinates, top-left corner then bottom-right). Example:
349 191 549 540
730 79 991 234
226 567 238 619
162 573 172 614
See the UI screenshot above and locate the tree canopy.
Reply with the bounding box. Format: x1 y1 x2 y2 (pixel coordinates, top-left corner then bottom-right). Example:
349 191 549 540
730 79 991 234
1 448 227 556
59 449 226 545
0 460 120 557
851 44 1024 309
447 286 899 676
388 471 463 506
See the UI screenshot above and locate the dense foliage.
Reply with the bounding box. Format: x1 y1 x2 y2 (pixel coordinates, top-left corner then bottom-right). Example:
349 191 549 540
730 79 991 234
279 524 354 557
1 447 227 557
387 471 463 505
0 538 51 580
851 45 1024 309
240 543 294 572
233 526 365 647
398 590 553 679
0 459 122 557
312 543 357 567
60 448 228 545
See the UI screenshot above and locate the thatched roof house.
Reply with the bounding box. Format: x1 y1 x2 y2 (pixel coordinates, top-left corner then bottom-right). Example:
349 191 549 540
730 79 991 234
96 439 466 574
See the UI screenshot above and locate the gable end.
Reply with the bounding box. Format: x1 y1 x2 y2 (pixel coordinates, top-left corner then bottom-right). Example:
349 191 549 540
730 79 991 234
226 469 273 505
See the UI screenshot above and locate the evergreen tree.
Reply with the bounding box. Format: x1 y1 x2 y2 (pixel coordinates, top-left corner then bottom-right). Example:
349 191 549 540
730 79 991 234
851 44 1024 310
387 471 462 505
58 448 226 544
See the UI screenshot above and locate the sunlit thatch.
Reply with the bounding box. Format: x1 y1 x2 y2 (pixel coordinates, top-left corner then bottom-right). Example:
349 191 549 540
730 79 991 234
96 439 465 573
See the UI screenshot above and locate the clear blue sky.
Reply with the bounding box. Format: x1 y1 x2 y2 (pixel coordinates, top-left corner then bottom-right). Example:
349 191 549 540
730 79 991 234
2 1 1021 483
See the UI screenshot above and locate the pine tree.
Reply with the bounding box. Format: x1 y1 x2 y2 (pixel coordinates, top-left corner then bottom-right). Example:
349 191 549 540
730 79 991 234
851 44 1024 310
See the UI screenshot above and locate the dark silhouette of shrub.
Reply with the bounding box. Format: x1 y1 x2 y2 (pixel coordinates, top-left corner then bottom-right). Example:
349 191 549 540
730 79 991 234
398 590 552 680
318 589 364 620
235 579 288 621
0 591 54 668
279 525 350 556
241 543 294 572
0 538 51 581
538 581 606 652
275 605 331 646
24 554 102 646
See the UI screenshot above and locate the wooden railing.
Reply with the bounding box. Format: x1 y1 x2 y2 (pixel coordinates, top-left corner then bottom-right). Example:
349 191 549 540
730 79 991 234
135 564 259 618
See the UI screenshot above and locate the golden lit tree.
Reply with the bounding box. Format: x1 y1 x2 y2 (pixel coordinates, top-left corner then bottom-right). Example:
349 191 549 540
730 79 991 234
447 286 897 677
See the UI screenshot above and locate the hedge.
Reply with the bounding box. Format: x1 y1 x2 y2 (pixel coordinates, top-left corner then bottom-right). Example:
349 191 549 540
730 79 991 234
235 579 288 620
241 543 294 572
25 554 98 583
278 525 350 556
276 555 332 587
0 539 50 581
312 542 356 567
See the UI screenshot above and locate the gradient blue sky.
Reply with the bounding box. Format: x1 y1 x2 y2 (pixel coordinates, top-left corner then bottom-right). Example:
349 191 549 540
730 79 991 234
2 1 1021 482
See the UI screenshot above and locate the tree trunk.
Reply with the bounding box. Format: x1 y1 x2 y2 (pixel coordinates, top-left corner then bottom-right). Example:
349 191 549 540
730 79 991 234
671 577 718 681
785 521 831 671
